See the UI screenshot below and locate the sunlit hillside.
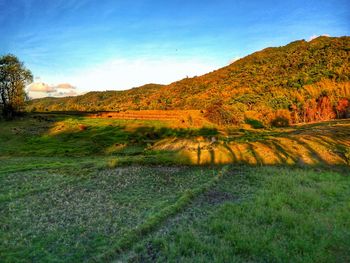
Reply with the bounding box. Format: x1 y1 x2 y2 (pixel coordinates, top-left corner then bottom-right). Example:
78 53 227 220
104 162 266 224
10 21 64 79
27 36 350 127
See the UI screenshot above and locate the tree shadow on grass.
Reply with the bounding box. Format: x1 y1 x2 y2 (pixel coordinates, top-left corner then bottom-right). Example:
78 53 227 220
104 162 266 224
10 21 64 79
1 113 349 169
189 124 350 167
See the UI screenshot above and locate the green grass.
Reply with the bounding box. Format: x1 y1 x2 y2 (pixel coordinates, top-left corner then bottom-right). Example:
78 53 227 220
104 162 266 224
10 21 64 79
1 114 349 262
1 158 349 262
124 166 350 263
0 114 217 159
0 158 219 262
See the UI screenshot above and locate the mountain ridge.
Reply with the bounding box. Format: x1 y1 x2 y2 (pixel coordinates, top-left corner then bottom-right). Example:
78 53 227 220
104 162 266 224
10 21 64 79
26 36 350 126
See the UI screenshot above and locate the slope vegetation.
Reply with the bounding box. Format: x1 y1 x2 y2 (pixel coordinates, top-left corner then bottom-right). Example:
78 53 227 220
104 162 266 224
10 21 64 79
26 36 350 126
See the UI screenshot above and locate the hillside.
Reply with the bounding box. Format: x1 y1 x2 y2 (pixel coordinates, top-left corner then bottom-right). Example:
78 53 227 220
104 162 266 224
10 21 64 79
26 36 350 126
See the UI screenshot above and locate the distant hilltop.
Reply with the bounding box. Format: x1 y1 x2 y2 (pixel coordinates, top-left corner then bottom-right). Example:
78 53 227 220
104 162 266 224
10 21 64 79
27 36 350 126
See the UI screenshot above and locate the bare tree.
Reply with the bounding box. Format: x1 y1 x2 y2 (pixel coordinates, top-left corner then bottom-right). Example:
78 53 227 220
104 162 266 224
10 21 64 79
0 54 33 119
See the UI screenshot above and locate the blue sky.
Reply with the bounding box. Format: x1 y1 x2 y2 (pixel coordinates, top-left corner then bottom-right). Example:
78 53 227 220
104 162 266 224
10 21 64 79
0 0 349 97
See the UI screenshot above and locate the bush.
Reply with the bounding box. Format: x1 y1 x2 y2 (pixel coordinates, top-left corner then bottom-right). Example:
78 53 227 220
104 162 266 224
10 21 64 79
245 118 265 129
204 102 244 126
270 109 291 127
250 105 275 127
271 116 290 127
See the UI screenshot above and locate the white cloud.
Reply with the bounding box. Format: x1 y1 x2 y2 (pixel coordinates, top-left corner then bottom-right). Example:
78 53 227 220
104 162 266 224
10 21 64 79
27 81 78 99
308 34 330 41
27 82 55 92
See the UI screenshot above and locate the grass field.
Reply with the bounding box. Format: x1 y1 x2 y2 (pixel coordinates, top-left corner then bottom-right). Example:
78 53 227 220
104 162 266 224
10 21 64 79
1 113 349 262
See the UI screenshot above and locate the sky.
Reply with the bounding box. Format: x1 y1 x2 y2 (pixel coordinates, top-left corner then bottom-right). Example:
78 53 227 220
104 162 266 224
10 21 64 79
0 0 349 98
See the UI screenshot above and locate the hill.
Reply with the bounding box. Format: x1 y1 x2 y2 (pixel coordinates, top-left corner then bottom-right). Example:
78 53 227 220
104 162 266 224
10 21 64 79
26 36 350 126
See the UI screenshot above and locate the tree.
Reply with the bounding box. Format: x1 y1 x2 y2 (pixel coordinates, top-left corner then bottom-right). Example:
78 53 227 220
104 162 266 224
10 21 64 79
0 54 33 119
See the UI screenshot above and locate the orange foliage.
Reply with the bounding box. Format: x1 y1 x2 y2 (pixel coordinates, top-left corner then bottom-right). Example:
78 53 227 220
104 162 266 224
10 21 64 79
336 98 350 118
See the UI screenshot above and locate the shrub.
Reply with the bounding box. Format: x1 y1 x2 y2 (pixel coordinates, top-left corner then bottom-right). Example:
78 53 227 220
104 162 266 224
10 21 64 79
251 105 275 127
271 116 290 127
271 109 291 127
205 102 244 126
245 118 265 129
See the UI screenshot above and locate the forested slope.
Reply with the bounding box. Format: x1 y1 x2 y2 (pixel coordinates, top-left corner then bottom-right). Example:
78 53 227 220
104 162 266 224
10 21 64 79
26 36 350 126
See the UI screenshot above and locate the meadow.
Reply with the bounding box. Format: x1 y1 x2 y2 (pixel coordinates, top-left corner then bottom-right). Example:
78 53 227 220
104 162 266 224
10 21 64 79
1 113 349 262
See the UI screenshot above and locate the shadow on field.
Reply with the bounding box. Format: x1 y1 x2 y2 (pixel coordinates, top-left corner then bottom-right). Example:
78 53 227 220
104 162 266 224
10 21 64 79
152 120 350 166
1 113 350 167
